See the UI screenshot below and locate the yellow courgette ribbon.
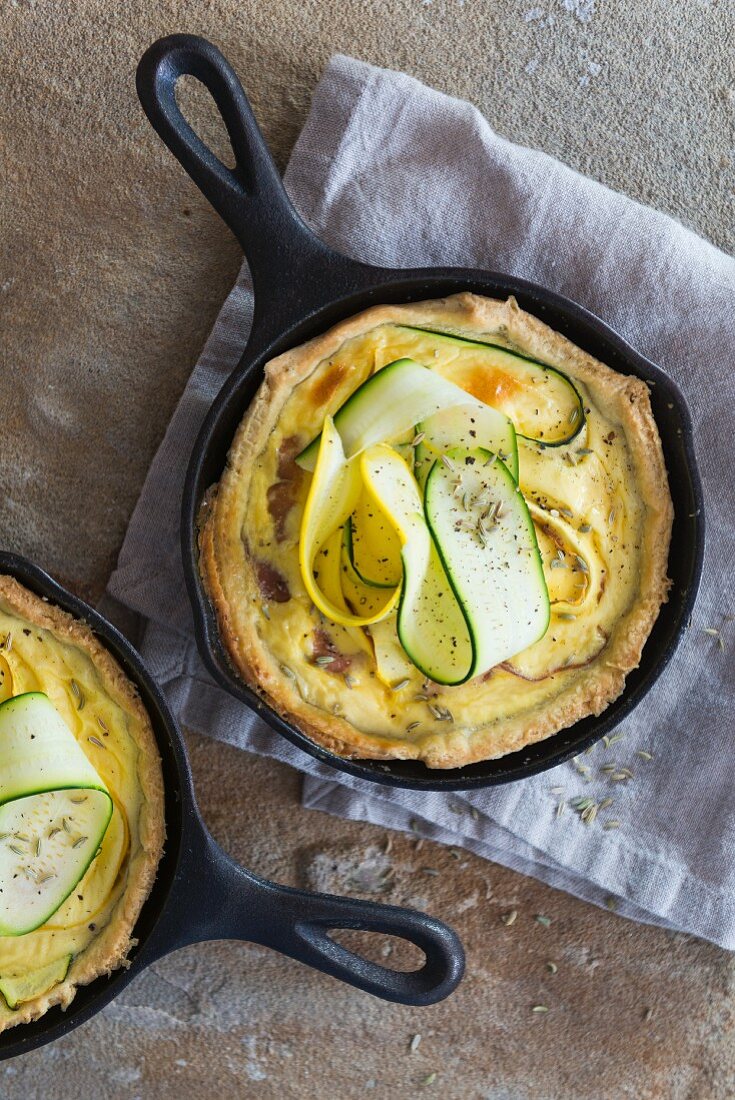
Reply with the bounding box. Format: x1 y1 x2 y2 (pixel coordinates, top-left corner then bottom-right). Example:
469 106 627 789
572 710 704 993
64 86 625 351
298 418 400 626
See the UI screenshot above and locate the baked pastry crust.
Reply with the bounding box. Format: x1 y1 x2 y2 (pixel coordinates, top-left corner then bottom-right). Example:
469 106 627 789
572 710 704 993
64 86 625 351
0 574 165 1031
199 293 673 768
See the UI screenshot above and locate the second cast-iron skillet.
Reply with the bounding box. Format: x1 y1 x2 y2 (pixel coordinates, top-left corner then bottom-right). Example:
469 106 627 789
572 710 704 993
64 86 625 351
0 553 463 1062
136 35 704 792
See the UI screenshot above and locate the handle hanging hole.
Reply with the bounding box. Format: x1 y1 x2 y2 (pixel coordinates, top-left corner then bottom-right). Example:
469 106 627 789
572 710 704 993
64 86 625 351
174 75 237 170
327 929 428 972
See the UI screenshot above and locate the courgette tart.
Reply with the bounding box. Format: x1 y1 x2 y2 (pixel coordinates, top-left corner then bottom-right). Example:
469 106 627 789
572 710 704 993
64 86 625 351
199 293 673 769
0 575 164 1031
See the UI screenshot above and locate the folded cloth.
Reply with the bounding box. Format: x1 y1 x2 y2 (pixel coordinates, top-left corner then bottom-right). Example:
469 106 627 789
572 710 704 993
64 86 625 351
106 55 735 947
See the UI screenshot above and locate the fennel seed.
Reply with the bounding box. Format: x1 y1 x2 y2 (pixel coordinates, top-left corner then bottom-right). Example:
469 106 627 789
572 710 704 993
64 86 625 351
501 910 518 926
88 735 105 749
70 679 85 710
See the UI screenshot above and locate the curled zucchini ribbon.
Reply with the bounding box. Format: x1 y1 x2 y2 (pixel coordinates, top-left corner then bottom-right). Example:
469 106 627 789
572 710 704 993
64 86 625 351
299 417 550 685
0 693 113 936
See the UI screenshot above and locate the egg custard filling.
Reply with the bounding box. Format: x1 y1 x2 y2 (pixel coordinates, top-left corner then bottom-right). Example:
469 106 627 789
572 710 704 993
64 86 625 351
199 294 672 768
0 576 164 1031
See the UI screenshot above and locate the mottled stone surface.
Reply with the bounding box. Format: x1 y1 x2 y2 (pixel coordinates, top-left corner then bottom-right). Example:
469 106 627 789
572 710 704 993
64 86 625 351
2 0 734 1096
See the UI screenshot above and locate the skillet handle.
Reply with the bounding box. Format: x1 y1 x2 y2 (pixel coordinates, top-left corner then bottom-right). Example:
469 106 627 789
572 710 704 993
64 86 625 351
136 34 365 343
150 827 464 1006
240 870 465 1006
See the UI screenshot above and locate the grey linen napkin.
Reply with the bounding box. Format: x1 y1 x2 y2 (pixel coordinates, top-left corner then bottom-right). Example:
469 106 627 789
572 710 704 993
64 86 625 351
107 56 735 947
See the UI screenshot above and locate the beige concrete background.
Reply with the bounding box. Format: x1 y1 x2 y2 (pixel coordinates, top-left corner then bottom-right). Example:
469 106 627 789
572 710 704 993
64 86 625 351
2 0 734 1096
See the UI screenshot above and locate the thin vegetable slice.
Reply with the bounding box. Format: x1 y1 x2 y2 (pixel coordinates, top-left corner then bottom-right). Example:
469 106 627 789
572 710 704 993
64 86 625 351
296 358 515 472
396 325 585 446
344 492 402 588
0 693 113 937
423 448 550 682
299 417 398 626
367 615 416 689
360 445 472 684
0 953 72 1010
415 404 519 489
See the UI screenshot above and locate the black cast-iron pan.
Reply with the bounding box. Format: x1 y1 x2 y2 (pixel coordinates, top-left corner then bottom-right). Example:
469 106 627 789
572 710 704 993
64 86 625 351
136 35 704 792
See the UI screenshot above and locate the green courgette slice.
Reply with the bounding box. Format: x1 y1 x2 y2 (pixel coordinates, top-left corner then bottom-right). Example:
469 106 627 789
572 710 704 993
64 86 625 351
414 404 519 489
396 325 585 446
0 693 113 937
296 358 516 472
423 448 550 682
361 444 549 684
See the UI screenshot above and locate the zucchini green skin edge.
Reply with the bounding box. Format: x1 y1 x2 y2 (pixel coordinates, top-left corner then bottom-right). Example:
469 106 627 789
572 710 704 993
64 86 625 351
421 449 550 684
398 325 586 447
0 692 113 937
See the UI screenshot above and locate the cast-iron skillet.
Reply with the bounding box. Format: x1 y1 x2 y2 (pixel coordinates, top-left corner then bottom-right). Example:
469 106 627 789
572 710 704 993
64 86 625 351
137 35 704 792
0 553 464 1061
